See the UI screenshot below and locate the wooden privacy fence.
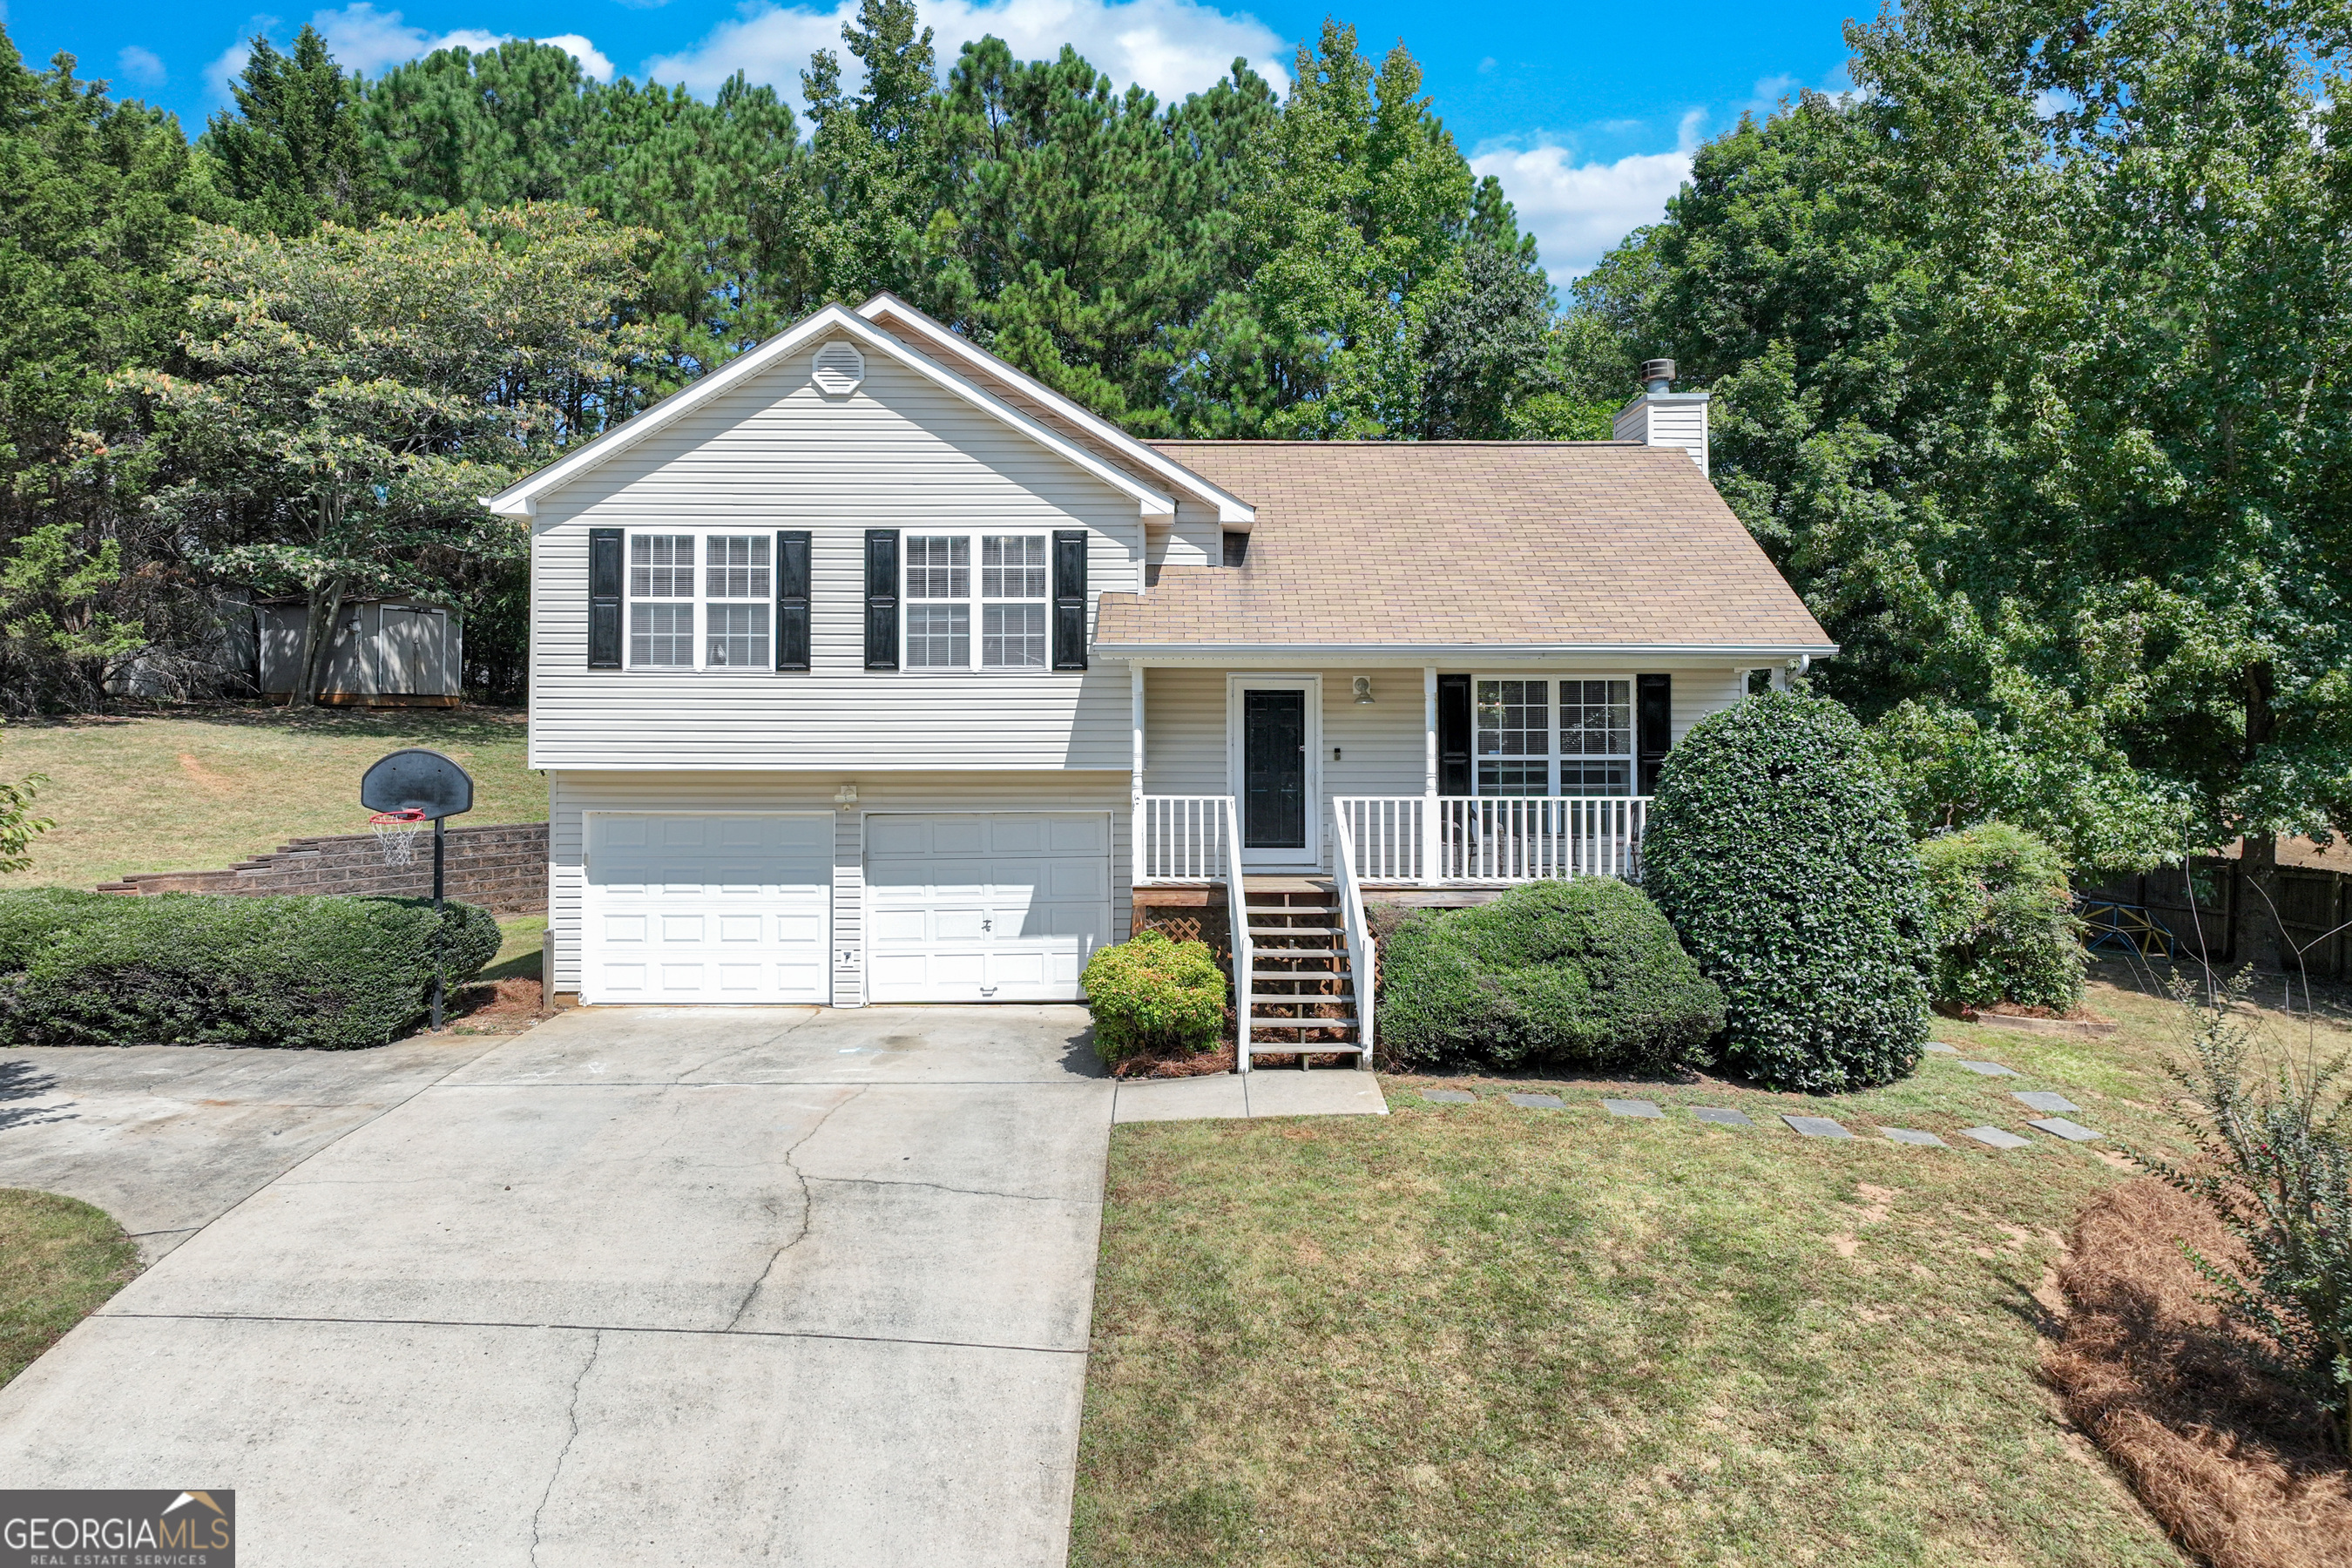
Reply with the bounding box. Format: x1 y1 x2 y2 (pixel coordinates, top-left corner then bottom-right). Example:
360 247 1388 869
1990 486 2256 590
2078 856 2351 980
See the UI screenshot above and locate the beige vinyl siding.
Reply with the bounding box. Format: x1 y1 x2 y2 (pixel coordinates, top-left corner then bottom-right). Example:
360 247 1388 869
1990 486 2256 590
546 768 1132 999
528 344 1144 771
1134 660 1750 869
1150 499 1226 571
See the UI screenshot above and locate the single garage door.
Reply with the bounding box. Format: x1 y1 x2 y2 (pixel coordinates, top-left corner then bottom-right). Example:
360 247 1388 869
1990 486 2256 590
584 813 831 1004
865 813 1112 1002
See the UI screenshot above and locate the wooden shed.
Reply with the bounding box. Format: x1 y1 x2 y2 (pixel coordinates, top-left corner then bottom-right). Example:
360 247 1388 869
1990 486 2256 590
257 597 463 706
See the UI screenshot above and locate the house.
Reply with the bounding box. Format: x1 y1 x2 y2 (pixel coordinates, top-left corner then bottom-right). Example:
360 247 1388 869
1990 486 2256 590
256 596 463 706
490 296 1835 1066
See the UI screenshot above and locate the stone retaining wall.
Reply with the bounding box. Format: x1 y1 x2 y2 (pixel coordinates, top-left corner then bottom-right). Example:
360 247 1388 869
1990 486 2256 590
98 821 548 914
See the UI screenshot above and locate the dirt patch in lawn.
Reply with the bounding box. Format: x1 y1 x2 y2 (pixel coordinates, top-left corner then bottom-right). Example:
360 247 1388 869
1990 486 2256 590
2044 1177 2352 1568
445 977 544 1034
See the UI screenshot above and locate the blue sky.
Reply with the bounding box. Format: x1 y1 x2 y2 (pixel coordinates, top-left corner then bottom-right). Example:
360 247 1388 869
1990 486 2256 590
0 0 1862 278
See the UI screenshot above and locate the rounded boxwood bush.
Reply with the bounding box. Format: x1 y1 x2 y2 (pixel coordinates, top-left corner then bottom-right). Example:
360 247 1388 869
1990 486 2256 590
1376 878 1724 1073
0 889 502 1049
1081 929 1227 1064
1918 821 2086 1011
1644 690 1932 1092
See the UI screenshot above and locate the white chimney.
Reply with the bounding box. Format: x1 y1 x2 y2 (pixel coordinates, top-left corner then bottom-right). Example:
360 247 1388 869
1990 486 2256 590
1612 357 1711 476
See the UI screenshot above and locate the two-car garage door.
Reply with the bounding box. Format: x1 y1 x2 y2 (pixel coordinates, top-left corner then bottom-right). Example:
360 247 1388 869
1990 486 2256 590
581 810 1111 1005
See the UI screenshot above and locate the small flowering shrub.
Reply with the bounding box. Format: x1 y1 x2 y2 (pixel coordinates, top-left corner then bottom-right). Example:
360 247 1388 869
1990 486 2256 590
1082 929 1227 1064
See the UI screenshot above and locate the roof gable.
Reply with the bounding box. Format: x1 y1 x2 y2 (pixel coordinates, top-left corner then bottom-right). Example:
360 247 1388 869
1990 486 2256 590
482 303 1177 519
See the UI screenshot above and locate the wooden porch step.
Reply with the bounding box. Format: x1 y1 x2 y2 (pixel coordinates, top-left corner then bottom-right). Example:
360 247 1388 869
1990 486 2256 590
1251 990 1353 1003
1247 922 1342 933
1249 1018 1361 1031
1244 905 1335 916
1249 969 1350 980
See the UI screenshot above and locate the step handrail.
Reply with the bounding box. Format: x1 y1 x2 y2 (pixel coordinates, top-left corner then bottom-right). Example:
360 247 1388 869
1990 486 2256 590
1219 794 1255 1073
1331 800 1376 1069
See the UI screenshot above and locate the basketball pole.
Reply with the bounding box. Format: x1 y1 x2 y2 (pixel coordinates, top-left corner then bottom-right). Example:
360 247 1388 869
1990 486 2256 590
431 817 446 1031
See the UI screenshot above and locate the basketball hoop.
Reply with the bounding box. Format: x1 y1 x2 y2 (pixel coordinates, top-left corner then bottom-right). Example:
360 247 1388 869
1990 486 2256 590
368 808 429 867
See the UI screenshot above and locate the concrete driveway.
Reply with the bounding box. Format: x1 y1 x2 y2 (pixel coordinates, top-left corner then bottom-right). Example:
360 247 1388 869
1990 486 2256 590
0 1006 1116 1567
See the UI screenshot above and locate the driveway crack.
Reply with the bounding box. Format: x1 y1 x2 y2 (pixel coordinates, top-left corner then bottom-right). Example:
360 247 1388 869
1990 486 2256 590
530 1328 601 1567
724 1086 864 1331
805 1175 1079 1205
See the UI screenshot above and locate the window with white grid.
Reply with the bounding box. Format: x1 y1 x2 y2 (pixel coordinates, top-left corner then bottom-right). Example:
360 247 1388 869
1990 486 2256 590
980 535 1048 669
703 535 770 667
1471 676 1635 794
1560 679 1633 794
902 533 1049 671
626 532 774 670
1475 679 1552 796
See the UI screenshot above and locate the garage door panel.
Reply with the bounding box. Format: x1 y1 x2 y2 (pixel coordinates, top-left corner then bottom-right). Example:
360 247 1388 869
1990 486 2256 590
864 813 1112 1003
584 814 832 1005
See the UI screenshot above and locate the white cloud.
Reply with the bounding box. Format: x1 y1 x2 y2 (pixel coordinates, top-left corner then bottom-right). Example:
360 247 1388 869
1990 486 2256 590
1472 140 1695 282
206 5 616 101
116 45 169 84
642 0 1288 106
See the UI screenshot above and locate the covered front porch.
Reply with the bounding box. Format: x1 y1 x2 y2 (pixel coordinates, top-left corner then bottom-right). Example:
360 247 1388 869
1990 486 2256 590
1114 659 1781 1070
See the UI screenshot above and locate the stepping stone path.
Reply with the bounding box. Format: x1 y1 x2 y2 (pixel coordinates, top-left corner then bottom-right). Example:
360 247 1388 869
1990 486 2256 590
1958 1125 2031 1149
1957 1060 2020 1077
1423 1089 1476 1105
2012 1091 2079 1114
1783 1115 1856 1139
2028 1117 2103 1142
1878 1127 1948 1147
1923 1041 1960 1054
1506 1092 1564 1109
1603 1098 1664 1119
1691 1106 1754 1127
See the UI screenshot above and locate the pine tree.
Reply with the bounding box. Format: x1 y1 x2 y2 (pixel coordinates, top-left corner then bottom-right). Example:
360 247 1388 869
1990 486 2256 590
204 25 368 233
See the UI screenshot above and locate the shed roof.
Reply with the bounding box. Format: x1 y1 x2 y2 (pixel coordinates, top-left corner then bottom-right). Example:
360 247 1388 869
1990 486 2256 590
1092 441 1835 656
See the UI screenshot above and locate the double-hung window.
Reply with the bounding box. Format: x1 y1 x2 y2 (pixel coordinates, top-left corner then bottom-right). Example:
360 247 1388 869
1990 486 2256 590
1472 677 1634 794
903 532 1050 670
626 533 770 669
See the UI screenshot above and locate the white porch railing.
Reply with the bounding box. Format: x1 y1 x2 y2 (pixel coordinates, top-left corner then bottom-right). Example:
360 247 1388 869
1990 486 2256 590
1333 795 1651 884
1135 794 1232 883
1328 801 1376 1067
1218 796 1254 1070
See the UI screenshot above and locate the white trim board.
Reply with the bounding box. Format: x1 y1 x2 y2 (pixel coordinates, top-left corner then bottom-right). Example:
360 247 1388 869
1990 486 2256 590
1226 673 1323 869
482 303 1176 521
856 294 1254 526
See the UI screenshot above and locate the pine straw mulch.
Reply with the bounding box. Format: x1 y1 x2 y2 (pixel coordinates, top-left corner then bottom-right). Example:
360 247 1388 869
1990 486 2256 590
2043 1178 2352 1568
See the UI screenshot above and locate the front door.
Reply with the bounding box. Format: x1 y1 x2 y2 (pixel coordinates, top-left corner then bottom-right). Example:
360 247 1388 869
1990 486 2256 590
1240 686 1310 864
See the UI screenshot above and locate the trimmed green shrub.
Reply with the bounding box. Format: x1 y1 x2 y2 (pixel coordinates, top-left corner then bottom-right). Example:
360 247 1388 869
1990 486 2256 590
1376 878 1724 1073
0 889 501 1049
1082 929 1227 1064
1644 690 1933 1092
1918 822 2086 1011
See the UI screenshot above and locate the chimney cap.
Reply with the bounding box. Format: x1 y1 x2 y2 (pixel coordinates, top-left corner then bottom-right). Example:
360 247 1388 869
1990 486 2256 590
1640 358 1677 389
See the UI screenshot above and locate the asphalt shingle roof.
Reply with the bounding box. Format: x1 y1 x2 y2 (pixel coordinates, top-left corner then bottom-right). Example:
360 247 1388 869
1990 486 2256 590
1092 441 1834 651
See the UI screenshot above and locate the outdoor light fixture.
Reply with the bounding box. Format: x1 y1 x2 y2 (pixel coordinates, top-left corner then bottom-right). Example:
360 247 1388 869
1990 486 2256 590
835 782 859 808
1352 676 1375 704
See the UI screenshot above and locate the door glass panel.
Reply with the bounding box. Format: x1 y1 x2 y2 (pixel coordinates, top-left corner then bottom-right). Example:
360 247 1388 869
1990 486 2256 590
1241 689 1308 849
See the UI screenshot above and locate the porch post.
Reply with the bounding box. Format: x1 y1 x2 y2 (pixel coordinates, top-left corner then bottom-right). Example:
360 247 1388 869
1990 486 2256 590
1130 663 1146 892
1423 665 1439 887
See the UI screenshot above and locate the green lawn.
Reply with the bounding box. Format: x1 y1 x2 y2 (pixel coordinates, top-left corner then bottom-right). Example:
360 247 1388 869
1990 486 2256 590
0 705 541 891
1070 967 2330 1566
0 1190 140 1388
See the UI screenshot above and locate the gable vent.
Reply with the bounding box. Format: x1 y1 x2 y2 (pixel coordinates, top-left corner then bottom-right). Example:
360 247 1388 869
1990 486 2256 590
812 340 865 396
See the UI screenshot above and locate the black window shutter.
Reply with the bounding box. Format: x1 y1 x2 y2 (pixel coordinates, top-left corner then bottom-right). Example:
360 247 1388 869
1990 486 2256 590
1437 673 1472 794
776 531 810 671
1637 672 1673 793
863 530 899 671
1051 529 1088 670
588 528 623 669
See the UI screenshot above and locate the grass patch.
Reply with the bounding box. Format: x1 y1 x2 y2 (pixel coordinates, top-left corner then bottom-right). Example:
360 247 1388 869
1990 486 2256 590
484 914 548 983
0 1190 139 1387
1070 963 2352 1565
0 705 541 890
